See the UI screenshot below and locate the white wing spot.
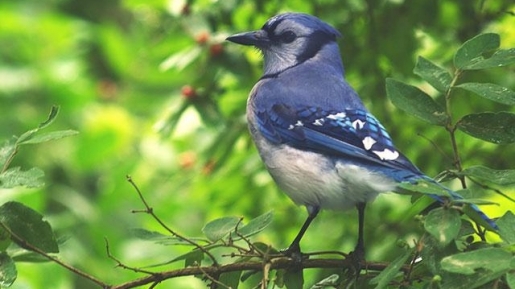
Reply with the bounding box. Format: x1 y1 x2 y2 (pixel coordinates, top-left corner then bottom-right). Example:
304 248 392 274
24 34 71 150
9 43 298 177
352 119 365 130
372 149 399 160
295 120 304 127
288 124 295 130
313 118 325 126
326 112 346 120
362 136 376 150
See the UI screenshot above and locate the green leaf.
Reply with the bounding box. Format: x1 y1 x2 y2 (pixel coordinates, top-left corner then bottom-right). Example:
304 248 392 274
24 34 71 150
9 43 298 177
386 78 449 126
0 202 59 253
130 228 206 245
462 48 515 70
461 165 515 186
456 83 515 105
310 274 339 289
454 33 500 70
457 112 515 144
370 249 411 289
414 56 452 92
424 208 461 246
231 211 273 240
18 130 78 145
284 269 303 289
507 271 515 289
496 211 515 245
0 139 16 169
398 180 451 197
219 270 242 289
0 167 45 188
0 252 17 287
202 216 240 242
184 249 203 267
17 106 61 144
441 248 511 274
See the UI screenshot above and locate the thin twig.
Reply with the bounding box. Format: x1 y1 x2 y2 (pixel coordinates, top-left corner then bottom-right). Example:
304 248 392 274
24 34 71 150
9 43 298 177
104 238 157 275
126 175 219 265
0 222 109 288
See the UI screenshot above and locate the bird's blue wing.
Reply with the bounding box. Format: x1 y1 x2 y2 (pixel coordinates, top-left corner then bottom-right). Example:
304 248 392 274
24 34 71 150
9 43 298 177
256 104 422 177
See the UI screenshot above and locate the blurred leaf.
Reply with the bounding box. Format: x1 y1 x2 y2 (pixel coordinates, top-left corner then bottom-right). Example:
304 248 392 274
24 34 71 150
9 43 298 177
398 180 451 197
18 130 78 145
202 216 240 242
414 56 452 92
461 49 515 70
130 228 207 245
17 106 60 144
424 208 461 246
0 167 44 188
454 33 500 70
457 112 515 144
231 211 273 240
507 271 515 289
0 202 59 253
386 78 449 126
160 46 203 71
219 270 242 289
370 249 411 289
461 165 515 186
284 269 303 289
461 205 498 232
496 211 515 245
310 274 339 288
0 139 16 169
441 248 511 274
456 83 515 105
184 249 203 267
0 252 16 287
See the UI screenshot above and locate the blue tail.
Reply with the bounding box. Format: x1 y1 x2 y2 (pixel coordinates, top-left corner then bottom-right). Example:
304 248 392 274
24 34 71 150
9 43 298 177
421 176 498 230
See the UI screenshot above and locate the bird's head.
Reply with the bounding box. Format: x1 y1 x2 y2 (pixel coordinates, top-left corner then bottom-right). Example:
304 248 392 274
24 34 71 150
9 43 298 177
227 13 342 76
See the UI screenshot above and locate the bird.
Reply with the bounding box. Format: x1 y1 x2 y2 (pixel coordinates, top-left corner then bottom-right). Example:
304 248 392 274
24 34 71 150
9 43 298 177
226 12 497 260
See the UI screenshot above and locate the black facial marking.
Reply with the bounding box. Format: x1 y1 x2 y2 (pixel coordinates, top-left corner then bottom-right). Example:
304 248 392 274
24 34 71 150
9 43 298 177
296 30 336 63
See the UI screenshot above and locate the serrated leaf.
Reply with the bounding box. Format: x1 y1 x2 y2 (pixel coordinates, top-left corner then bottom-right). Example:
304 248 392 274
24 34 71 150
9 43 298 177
18 130 78 145
424 208 461 246
496 211 515 245
461 165 515 186
454 33 500 69
386 78 449 126
414 56 452 92
202 216 240 242
370 249 411 289
231 211 273 240
456 83 515 105
0 202 59 253
0 167 44 188
462 48 515 70
0 252 17 287
457 112 515 144
441 248 511 274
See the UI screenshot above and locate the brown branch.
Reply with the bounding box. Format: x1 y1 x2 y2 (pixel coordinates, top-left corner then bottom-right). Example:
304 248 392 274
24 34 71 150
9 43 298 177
107 257 400 289
0 221 110 288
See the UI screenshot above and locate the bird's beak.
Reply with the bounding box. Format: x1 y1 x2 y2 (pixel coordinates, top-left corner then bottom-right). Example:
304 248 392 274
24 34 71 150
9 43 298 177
226 30 270 47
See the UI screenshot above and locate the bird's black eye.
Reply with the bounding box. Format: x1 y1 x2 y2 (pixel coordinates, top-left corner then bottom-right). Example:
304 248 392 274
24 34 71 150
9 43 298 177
280 31 297 43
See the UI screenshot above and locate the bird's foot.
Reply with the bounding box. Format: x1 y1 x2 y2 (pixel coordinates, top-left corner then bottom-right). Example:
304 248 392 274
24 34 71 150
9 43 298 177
346 245 365 277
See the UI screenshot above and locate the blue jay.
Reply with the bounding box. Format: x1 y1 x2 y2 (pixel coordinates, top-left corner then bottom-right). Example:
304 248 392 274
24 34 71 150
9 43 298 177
226 13 496 258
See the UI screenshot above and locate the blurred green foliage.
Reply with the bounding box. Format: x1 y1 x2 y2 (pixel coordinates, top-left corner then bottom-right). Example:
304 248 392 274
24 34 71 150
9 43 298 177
0 0 514 288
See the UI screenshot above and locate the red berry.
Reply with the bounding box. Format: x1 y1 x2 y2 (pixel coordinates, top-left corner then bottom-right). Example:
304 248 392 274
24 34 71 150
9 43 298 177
209 43 223 56
195 31 210 45
181 85 196 99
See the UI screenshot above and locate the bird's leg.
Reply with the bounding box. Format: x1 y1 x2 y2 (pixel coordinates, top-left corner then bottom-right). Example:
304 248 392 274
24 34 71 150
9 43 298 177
282 206 320 261
348 202 366 273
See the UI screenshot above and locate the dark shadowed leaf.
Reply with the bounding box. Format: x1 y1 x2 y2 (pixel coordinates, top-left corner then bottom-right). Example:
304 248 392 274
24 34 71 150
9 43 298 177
414 56 452 92
461 165 515 186
202 216 240 242
454 33 500 69
370 249 411 289
386 78 449 126
456 83 515 105
0 202 59 253
457 112 515 144
424 208 461 246
284 269 304 289
0 252 16 287
441 248 511 274
219 270 242 289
